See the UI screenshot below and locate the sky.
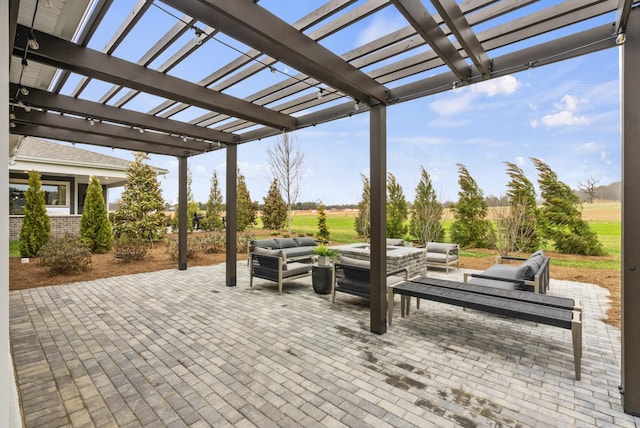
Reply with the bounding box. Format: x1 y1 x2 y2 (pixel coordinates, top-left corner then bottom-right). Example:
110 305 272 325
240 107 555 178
51 1 622 207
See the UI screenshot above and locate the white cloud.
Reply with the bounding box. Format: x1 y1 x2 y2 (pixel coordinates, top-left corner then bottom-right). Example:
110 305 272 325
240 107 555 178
541 110 589 127
356 14 404 47
471 75 521 96
576 142 601 154
537 94 589 127
515 156 526 167
392 136 449 145
530 119 538 128
428 91 475 116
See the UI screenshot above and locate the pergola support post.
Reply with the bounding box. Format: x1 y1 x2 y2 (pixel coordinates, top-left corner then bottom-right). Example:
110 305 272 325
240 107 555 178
178 156 188 270
370 104 387 335
226 144 238 287
621 5 640 417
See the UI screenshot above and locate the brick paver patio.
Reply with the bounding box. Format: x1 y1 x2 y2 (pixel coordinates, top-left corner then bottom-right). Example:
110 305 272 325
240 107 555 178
9 263 640 427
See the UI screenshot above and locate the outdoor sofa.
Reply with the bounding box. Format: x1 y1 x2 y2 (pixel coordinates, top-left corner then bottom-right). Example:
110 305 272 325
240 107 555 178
463 250 550 294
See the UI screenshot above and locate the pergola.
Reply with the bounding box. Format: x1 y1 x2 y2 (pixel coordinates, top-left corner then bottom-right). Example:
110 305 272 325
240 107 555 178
4 0 640 417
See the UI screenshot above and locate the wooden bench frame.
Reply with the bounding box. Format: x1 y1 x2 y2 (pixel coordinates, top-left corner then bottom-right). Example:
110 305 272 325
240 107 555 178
390 277 583 379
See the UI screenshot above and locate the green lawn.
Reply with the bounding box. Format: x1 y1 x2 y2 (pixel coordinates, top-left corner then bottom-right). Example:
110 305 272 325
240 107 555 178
10 241 19 257
10 211 622 271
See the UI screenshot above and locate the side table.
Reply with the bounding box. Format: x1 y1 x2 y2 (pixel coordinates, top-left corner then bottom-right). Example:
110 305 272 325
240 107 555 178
312 264 334 294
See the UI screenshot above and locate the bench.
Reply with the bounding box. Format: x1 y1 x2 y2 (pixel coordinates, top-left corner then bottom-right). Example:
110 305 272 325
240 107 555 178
391 277 582 379
464 250 550 294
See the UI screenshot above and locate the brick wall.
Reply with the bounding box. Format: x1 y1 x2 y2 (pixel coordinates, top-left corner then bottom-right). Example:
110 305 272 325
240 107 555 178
9 215 82 241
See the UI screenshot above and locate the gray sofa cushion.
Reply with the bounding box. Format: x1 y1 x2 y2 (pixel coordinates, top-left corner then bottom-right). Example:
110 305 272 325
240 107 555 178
294 237 318 247
483 264 519 279
516 256 543 281
252 239 278 249
426 253 459 263
280 247 314 258
426 242 458 253
273 238 298 249
253 246 280 257
338 255 370 268
282 262 312 278
386 238 404 246
467 277 521 290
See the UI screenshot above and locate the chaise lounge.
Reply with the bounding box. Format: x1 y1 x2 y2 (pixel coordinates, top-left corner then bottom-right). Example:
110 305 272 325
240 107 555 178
464 250 550 294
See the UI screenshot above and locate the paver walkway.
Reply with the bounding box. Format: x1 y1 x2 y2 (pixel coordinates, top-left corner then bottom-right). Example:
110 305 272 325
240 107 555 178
9 263 640 427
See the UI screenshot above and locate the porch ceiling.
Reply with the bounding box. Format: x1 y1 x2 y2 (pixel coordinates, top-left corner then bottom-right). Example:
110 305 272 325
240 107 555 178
8 0 639 158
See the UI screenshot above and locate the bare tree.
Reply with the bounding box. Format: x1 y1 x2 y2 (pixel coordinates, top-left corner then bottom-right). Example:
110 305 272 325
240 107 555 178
267 132 304 234
578 175 601 203
491 198 538 256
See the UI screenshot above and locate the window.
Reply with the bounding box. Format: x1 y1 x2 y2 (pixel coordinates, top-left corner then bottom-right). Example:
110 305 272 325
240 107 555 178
9 180 69 215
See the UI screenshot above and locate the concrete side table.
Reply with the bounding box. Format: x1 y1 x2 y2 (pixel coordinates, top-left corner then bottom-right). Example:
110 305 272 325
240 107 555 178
312 264 333 294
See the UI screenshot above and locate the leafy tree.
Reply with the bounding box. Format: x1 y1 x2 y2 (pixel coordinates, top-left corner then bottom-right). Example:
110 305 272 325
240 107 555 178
450 164 493 248
354 174 370 239
503 161 541 252
201 169 225 231
386 172 408 239
410 166 444 244
19 170 51 257
316 202 330 243
80 176 113 253
171 167 201 232
262 178 287 230
268 132 304 235
237 169 258 231
531 158 604 255
112 152 166 243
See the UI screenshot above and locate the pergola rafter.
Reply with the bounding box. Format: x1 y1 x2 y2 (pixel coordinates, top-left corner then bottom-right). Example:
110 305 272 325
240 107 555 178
6 0 640 415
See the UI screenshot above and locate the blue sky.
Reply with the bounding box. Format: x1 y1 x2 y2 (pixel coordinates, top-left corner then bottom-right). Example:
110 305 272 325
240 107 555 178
55 1 622 206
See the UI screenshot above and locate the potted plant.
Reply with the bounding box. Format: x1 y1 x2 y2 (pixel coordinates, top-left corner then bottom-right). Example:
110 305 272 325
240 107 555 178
313 245 337 267
403 233 415 247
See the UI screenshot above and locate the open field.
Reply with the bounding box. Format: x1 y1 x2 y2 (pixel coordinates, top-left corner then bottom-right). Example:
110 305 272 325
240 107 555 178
9 202 622 326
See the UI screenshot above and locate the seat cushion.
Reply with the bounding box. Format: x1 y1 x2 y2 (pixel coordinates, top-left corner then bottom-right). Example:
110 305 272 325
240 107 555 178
282 262 312 278
426 253 458 263
483 264 519 280
467 277 520 290
386 238 404 246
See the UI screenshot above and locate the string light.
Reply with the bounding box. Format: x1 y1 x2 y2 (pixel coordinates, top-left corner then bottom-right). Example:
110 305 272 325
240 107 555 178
20 86 29 96
28 31 40 50
193 26 205 45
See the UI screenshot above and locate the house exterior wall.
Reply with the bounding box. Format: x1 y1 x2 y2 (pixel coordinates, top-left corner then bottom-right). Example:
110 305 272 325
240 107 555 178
9 215 82 241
